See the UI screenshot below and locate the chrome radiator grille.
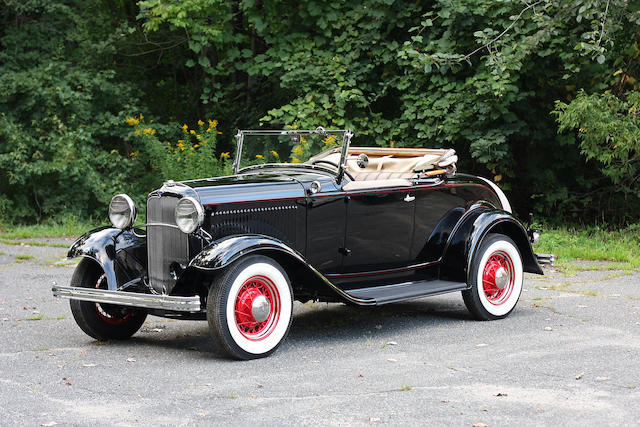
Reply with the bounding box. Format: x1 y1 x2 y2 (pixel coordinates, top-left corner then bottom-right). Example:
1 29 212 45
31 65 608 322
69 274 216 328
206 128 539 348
147 196 189 294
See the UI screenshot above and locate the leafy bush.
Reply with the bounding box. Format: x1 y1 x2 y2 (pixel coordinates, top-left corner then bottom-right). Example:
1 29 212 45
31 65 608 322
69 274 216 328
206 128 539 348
127 116 232 185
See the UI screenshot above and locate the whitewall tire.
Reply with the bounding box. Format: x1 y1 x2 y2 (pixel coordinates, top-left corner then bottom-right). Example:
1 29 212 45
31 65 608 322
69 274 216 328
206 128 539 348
463 233 523 320
207 255 293 359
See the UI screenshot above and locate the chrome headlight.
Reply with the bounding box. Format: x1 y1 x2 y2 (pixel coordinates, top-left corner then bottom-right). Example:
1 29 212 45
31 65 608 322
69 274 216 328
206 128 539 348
108 194 137 229
175 197 204 234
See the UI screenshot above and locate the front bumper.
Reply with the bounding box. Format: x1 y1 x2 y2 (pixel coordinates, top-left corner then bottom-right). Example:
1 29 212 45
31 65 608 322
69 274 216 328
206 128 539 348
51 283 202 312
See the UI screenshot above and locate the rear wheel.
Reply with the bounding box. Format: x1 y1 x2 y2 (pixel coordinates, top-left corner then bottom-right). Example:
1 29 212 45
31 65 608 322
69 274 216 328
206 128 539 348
69 261 147 340
462 233 523 320
207 255 293 359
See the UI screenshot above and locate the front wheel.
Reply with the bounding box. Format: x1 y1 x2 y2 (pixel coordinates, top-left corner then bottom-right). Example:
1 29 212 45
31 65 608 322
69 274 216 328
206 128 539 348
462 233 523 320
207 255 293 359
69 260 147 340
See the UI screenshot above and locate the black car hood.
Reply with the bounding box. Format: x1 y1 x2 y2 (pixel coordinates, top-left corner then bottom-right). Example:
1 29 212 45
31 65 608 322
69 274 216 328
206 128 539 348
183 171 308 206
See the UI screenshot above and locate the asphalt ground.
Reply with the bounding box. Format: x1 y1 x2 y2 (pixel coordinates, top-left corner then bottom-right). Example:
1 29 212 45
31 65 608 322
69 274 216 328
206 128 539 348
0 239 639 426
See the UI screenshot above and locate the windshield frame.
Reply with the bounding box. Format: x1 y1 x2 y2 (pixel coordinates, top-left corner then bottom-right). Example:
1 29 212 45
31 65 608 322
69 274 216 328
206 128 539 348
232 128 353 181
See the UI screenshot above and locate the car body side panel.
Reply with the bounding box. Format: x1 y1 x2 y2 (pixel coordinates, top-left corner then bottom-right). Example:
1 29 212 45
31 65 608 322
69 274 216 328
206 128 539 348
67 227 147 290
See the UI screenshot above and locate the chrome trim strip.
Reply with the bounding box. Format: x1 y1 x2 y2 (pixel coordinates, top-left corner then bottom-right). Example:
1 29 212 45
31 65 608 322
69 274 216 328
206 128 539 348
137 223 182 229
51 284 201 312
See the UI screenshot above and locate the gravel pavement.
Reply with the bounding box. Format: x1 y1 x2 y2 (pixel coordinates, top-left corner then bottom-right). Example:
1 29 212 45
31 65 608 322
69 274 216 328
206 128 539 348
1 239 639 426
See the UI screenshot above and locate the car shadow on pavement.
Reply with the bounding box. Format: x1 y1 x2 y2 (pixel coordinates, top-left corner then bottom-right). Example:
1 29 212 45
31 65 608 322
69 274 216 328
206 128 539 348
118 296 475 359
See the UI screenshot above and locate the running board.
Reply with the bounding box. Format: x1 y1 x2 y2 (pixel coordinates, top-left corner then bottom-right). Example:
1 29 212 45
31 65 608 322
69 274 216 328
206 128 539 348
344 280 467 305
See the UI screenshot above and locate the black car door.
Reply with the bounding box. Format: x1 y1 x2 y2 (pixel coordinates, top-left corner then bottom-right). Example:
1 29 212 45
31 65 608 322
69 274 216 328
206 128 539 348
341 186 416 274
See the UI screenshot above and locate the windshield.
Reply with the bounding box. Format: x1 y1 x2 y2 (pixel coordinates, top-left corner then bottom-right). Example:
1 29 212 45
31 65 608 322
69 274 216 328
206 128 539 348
233 128 351 173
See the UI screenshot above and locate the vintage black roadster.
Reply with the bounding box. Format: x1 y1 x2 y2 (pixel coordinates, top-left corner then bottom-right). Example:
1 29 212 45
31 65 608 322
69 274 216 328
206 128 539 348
52 127 552 359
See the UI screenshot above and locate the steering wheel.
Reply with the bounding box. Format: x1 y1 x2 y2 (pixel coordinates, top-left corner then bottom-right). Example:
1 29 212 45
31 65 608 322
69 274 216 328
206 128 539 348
311 159 355 181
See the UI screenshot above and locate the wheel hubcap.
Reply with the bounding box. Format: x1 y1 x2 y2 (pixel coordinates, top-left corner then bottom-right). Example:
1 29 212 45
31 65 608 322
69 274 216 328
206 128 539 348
494 267 509 290
251 295 271 322
482 251 514 305
234 275 279 340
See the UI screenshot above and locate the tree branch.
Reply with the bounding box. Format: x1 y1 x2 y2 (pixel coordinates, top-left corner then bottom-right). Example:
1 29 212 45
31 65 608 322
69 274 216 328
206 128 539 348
462 0 545 61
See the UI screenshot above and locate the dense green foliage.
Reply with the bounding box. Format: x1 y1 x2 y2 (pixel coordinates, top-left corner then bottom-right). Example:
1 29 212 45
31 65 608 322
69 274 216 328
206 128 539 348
1 0 639 225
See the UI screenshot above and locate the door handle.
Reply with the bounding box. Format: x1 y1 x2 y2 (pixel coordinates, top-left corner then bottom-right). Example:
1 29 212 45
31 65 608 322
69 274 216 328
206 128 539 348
404 194 415 202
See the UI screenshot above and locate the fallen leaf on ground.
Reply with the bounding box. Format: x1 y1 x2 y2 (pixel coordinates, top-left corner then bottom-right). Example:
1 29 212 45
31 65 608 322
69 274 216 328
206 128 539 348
387 358 397 363
494 392 507 397
575 372 584 380
544 327 553 331
126 358 136 363
386 341 398 346
476 343 488 347
83 363 97 367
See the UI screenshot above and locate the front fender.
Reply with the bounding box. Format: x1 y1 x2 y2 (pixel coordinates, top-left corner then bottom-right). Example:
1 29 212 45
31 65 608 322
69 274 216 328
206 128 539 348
440 206 542 283
189 234 302 271
189 234 374 305
67 227 146 290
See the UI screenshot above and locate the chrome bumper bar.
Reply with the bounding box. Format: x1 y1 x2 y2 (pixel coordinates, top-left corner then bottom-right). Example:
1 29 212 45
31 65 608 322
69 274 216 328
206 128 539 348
536 253 555 266
51 283 202 312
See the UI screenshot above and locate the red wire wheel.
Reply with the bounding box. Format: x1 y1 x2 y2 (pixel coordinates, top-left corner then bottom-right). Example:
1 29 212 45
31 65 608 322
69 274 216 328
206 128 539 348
233 275 280 341
94 274 133 326
481 250 515 306
462 234 524 320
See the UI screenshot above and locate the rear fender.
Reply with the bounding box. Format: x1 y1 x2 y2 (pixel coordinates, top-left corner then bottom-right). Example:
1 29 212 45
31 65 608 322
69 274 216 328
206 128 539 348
67 227 146 290
440 206 542 283
189 234 373 305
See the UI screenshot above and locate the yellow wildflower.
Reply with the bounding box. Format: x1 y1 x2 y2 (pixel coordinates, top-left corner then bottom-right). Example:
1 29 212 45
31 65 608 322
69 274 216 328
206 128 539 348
323 135 337 146
194 144 199 148
125 116 140 126
220 152 230 159
196 134 201 140
197 120 204 126
177 157 181 161
129 152 138 158
270 150 279 159
292 145 303 156
167 142 171 146
206 128 211 133
286 123 298 130
139 114 144 120
256 154 265 160
300 137 307 143
292 157 301 163
217 131 222 134
190 130 196 134
135 129 141 135
182 124 188 131
177 142 186 151
178 139 184 143
210 119 218 128
189 152 194 156
143 128 155 135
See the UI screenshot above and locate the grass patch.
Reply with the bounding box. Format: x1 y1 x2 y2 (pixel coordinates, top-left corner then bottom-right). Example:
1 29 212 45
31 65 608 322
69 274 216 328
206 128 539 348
0 239 69 248
15 254 34 261
26 315 43 320
0 218 95 239
534 225 640 269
